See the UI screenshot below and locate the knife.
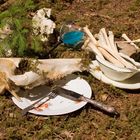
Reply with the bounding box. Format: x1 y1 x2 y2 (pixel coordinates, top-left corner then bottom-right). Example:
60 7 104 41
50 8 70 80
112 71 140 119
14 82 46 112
53 86 119 115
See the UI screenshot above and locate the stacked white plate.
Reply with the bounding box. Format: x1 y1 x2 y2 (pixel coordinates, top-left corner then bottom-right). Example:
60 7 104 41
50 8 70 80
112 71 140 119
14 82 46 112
90 60 140 90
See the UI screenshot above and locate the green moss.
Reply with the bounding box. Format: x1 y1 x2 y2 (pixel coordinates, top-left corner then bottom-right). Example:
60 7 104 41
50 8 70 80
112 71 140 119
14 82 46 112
129 0 140 11
0 0 140 140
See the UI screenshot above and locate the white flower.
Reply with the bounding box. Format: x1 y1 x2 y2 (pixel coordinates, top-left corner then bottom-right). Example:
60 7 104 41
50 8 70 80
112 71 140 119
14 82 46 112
32 8 56 42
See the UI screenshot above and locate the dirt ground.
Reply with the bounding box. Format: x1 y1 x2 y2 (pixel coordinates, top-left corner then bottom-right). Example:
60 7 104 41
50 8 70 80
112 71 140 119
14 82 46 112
0 0 140 140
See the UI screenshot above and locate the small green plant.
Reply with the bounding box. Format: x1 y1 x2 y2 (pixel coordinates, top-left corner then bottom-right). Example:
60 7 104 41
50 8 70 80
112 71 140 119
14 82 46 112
0 0 43 57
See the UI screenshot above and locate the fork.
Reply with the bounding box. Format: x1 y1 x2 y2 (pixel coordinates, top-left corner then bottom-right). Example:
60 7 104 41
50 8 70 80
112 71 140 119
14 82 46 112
22 92 57 116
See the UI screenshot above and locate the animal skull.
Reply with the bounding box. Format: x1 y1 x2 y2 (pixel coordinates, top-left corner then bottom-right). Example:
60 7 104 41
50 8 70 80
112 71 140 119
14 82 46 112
0 58 85 100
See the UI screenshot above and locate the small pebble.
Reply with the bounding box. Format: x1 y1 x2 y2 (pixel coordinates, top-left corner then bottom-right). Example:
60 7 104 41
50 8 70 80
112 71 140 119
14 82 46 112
9 113 14 118
100 94 108 101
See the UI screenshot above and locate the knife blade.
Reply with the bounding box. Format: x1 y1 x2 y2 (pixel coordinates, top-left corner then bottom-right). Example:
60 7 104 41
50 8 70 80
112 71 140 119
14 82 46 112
53 86 119 115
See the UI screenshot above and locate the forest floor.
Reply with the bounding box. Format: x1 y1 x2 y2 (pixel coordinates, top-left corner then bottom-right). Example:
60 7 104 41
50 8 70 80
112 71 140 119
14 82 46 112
0 0 140 140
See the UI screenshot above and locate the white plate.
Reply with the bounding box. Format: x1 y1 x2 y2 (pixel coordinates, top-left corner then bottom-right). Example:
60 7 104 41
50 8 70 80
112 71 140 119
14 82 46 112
12 75 92 115
90 60 140 90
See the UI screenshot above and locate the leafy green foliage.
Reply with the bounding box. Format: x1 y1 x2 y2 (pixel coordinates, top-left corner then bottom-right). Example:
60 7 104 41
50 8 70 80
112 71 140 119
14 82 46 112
0 0 43 57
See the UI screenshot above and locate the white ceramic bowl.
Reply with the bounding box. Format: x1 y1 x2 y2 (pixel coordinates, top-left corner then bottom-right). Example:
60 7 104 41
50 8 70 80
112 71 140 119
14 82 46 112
96 55 139 81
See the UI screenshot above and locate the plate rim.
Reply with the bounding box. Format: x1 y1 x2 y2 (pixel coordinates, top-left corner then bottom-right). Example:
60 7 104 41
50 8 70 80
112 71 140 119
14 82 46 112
12 76 92 115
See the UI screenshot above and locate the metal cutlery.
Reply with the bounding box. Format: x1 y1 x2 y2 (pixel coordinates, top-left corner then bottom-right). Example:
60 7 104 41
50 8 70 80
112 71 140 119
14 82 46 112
52 86 119 115
22 92 57 116
22 86 119 116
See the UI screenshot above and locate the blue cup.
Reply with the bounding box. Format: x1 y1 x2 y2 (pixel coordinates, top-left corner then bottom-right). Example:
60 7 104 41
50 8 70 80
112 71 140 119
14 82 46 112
62 30 84 49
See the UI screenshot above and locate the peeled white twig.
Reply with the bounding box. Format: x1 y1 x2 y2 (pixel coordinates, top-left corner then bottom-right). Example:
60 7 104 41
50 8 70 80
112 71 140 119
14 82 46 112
83 26 104 59
99 28 118 53
9 90 21 101
83 26 98 45
82 38 100 56
124 39 140 43
82 38 90 50
98 29 136 69
100 28 112 49
98 47 124 67
122 34 139 49
86 41 104 60
108 31 118 52
119 53 140 68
